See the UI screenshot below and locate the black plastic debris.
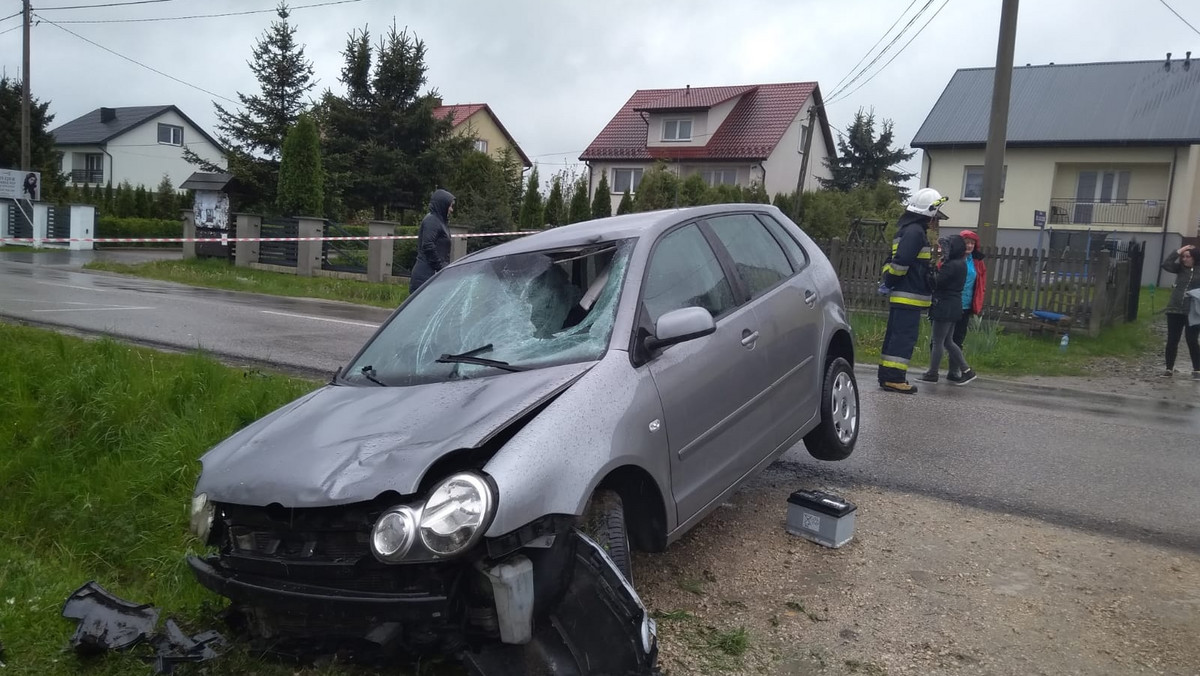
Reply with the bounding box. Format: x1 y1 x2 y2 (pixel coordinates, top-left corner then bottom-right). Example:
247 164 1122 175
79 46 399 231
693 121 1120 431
61 581 225 673
149 619 226 674
463 530 660 676
62 581 160 655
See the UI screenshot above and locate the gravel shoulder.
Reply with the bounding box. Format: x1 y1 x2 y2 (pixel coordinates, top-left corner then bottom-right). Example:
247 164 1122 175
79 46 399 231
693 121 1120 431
636 467 1200 676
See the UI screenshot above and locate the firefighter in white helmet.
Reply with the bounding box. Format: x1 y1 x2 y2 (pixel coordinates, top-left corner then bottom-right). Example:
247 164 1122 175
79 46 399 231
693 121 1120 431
877 188 949 394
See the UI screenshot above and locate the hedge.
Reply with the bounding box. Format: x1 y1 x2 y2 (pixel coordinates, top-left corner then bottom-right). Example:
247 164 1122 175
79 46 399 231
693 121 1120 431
95 217 182 247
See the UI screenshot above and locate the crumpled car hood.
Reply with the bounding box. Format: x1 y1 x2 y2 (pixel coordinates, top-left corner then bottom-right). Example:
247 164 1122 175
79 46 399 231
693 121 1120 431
195 362 593 507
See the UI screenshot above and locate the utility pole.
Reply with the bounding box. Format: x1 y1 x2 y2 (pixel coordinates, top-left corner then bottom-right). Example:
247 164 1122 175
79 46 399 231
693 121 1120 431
977 0 1019 250
792 105 817 224
20 0 32 171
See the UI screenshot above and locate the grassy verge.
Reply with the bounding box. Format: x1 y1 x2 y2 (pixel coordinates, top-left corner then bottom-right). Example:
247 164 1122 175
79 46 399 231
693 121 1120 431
0 324 426 675
84 258 408 309
0 246 57 253
851 286 1158 377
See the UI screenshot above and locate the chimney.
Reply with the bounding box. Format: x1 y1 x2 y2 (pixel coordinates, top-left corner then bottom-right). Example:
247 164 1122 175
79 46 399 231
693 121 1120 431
431 97 442 107
1186 51 1193 70
1165 52 1172 71
99 107 116 123
685 84 690 96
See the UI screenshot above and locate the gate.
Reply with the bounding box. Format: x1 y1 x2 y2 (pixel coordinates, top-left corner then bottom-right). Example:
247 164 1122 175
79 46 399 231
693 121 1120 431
46 205 71 241
322 222 368 274
6 202 32 239
1122 240 1146 321
259 218 299 267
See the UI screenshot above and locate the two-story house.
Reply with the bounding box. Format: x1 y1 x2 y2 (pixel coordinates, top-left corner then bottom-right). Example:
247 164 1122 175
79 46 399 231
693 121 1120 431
580 82 835 215
912 55 1200 283
433 102 532 171
51 105 226 190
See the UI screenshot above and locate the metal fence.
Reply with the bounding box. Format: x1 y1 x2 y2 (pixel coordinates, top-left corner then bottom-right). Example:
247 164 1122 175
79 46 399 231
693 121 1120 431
322 222 368 274
259 218 299 267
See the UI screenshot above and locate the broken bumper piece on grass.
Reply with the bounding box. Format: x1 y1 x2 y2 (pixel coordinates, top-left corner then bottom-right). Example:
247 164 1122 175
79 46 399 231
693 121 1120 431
60 581 225 674
188 529 659 674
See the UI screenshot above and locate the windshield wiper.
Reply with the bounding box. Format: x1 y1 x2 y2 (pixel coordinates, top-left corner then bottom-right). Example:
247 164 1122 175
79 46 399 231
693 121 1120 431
359 364 387 386
436 344 527 372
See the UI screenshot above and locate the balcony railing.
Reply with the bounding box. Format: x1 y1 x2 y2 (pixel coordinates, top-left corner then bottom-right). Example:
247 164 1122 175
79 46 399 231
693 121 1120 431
1048 198 1166 227
70 169 105 184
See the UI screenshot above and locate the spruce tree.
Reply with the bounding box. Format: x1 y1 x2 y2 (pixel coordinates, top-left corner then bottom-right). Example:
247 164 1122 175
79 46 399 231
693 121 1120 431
616 189 633 215
819 108 915 198
518 166 544 229
155 175 176 219
187 2 315 212
591 173 612 219
568 176 590 224
277 113 324 216
0 77 65 200
543 176 565 226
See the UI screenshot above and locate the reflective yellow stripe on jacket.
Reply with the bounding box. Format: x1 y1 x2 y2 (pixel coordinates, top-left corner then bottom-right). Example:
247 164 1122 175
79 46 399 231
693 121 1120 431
889 290 932 308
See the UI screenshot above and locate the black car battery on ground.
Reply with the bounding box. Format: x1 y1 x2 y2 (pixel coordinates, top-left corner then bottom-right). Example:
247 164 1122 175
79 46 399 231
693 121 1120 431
786 490 857 548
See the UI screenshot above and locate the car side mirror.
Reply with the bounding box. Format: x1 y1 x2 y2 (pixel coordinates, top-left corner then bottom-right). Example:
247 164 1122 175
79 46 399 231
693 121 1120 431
645 307 715 353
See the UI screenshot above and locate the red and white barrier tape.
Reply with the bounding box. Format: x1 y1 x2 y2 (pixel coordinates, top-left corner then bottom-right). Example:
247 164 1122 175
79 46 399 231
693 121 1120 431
0 230 539 244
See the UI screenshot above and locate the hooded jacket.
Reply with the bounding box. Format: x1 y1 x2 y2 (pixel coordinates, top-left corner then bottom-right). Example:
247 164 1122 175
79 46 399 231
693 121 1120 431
409 189 455 291
929 235 967 322
881 211 934 308
959 229 988 315
1161 250 1200 315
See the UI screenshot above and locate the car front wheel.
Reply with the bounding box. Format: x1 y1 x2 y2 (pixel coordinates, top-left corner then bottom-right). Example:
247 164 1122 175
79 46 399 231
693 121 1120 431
582 490 633 584
802 357 859 461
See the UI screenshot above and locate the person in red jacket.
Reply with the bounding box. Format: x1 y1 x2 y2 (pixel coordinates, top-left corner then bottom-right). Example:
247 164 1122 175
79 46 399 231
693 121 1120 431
951 230 988 370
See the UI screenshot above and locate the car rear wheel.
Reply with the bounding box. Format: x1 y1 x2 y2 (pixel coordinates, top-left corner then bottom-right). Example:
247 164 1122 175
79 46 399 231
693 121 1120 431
582 490 633 584
803 357 859 461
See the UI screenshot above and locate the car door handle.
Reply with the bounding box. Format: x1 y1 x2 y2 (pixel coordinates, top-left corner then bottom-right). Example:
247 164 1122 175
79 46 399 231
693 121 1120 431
741 329 759 348
804 289 818 308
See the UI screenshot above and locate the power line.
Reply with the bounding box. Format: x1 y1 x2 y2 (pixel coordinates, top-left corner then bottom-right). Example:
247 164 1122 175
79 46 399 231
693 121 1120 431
41 0 367 24
826 0 938 102
827 0 920 96
34 13 240 105
0 23 19 37
37 0 182 10
1 10 22 23
826 0 951 106
1157 0 1200 36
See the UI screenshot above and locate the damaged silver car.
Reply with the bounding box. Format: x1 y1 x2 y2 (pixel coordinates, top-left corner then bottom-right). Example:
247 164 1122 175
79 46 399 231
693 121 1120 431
186 204 859 671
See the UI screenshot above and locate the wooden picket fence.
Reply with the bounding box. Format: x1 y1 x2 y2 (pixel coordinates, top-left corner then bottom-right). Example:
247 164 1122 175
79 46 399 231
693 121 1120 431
815 238 1143 337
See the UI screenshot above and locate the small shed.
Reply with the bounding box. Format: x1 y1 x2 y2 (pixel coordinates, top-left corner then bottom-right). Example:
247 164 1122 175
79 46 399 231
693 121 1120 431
180 171 234 258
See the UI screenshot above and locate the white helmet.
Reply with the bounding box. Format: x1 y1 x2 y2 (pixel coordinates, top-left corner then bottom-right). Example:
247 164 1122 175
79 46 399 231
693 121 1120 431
906 187 949 219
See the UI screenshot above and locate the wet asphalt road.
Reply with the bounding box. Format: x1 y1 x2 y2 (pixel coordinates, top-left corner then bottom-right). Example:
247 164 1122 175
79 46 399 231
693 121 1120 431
782 372 1200 553
3 250 1199 554
0 250 389 376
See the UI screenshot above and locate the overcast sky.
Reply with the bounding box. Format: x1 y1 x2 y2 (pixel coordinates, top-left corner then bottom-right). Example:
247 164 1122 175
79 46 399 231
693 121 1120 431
2 0 1198 189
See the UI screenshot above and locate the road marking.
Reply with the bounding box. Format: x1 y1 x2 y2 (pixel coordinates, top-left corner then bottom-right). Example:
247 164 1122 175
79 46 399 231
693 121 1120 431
33 306 156 313
8 298 95 305
260 310 379 328
34 281 111 293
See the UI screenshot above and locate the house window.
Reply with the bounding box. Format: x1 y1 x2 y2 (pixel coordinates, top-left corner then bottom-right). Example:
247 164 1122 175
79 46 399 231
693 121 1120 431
474 139 488 153
662 118 692 142
700 169 738 186
157 123 183 146
962 165 1006 200
612 168 644 194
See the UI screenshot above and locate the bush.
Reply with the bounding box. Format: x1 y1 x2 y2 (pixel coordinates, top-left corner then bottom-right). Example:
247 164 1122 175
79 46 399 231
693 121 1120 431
95 216 182 247
392 226 419 274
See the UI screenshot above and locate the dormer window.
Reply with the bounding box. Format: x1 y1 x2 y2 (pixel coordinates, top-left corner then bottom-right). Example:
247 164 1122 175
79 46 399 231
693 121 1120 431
662 118 692 142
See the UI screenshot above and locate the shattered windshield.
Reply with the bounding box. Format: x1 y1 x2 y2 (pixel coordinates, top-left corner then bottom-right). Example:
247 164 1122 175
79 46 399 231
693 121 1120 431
345 239 634 386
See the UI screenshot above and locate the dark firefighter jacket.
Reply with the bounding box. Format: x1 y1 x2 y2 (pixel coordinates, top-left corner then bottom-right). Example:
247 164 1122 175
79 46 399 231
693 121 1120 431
881 211 934 309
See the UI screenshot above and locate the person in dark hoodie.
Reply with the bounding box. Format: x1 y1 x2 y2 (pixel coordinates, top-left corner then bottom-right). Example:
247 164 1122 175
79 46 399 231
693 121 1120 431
918 234 977 385
877 188 948 394
1159 243 1200 379
409 188 455 293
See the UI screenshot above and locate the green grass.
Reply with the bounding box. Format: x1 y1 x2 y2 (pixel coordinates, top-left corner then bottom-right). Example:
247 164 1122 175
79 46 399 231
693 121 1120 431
707 626 750 657
0 324 465 675
83 258 409 309
851 286 1158 377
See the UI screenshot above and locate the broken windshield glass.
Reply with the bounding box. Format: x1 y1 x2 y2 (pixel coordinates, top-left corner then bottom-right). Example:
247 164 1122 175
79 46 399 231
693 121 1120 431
346 239 634 386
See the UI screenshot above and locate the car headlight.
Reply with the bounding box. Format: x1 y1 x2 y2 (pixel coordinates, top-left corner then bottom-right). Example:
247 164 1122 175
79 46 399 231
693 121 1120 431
419 473 495 557
189 493 215 543
371 507 418 562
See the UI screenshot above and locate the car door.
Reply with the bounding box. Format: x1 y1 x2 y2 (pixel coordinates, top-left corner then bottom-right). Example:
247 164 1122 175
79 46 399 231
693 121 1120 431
639 222 778 523
702 213 823 450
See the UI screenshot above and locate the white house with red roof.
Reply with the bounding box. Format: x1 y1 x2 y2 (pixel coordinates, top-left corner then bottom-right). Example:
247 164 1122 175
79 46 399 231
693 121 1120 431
580 82 835 214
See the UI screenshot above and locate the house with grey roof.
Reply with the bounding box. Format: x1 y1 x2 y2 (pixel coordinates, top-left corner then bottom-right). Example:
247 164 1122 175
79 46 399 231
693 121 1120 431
912 54 1200 270
51 105 226 191
581 82 835 215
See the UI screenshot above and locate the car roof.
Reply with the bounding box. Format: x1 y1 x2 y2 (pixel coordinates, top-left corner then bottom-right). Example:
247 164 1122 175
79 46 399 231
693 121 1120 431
460 203 785 262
